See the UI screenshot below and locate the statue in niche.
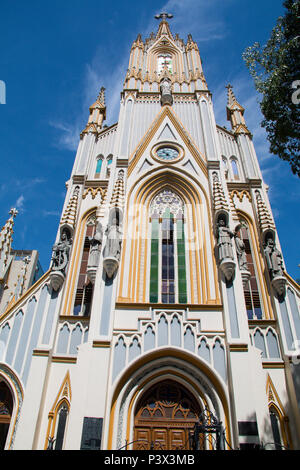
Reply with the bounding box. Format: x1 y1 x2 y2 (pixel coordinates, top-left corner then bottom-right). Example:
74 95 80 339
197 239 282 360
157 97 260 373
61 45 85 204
51 228 72 273
216 217 234 262
160 78 173 106
234 229 248 271
87 221 103 268
264 237 284 278
160 78 171 95
103 217 122 261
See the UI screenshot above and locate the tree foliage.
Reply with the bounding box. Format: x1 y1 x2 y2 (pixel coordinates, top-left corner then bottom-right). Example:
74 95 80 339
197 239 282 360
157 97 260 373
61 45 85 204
243 0 300 176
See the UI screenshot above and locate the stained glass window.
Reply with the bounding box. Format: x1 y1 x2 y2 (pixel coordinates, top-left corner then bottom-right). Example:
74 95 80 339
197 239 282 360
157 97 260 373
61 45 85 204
237 222 263 319
158 54 172 74
149 190 187 304
95 158 103 177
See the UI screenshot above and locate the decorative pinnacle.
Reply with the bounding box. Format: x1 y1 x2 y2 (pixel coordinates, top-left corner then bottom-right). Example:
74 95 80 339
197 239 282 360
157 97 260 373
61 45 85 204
155 12 173 21
9 208 19 218
97 87 106 106
226 83 235 105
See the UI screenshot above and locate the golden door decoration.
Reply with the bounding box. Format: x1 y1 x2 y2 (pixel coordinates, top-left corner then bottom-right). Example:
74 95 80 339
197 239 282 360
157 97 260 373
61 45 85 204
133 380 203 450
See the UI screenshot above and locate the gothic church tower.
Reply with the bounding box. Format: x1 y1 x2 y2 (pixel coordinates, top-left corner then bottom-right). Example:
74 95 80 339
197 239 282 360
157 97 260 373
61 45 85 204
0 14 300 451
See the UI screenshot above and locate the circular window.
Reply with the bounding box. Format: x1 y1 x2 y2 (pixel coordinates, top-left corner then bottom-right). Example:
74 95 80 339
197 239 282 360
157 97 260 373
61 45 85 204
156 147 179 161
151 142 184 164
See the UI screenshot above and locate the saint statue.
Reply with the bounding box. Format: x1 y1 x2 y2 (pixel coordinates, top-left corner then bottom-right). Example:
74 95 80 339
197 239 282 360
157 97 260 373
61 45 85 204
87 221 103 268
160 78 171 95
160 78 173 106
51 229 72 273
234 230 248 271
103 218 122 260
216 218 234 262
264 237 284 278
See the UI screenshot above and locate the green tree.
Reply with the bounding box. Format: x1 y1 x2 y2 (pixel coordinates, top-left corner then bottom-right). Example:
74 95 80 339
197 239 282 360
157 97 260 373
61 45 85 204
243 0 300 176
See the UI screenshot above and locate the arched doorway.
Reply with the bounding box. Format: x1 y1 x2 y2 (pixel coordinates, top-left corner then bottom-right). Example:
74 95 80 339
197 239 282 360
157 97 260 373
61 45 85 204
0 381 13 450
133 380 203 450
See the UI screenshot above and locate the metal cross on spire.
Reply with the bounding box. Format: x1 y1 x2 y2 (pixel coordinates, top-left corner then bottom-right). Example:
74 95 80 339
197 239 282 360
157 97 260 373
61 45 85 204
155 12 173 21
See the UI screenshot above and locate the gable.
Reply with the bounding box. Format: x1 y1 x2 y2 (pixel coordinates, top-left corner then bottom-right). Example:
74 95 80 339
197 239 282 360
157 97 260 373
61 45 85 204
128 105 207 178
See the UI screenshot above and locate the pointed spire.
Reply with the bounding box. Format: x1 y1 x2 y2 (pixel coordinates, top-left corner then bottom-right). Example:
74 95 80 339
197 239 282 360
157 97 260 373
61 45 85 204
226 83 251 136
82 87 107 136
60 186 80 235
212 173 229 215
155 12 174 40
226 83 244 112
255 189 275 236
97 86 106 107
110 170 125 210
0 208 18 280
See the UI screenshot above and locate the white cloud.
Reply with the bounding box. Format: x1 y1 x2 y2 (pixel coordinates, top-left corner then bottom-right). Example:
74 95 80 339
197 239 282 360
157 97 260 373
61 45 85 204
15 194 25 212
42 210 61 217
157 0 230 42
49 44 128 151
49 120 81 152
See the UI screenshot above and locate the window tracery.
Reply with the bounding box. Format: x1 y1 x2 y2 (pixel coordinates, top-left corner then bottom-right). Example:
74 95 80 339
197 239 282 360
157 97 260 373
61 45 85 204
236 221 263 319
157 53 173 74
149 190 186 304
73 215 96 316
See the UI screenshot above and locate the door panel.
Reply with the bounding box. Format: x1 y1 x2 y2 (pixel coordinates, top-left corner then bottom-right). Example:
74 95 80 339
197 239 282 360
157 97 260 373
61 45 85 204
134 428 151 450
152 428 168 449
169 428 187 450
133 380 201 450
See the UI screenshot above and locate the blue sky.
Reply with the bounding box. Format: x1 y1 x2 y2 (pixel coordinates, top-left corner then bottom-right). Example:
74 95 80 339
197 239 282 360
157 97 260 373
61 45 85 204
0 0 299 280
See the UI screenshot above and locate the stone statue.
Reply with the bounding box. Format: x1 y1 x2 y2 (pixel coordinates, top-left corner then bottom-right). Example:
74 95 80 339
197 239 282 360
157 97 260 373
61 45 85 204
234 231 248 271
103 218 122 260
160 78 171 95
160 78 173 106
264 237 284 278
51 229 72 273
87 221 103 268
216 218 234 262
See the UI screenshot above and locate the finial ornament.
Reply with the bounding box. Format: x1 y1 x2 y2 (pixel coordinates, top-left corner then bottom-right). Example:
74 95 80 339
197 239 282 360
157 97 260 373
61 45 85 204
226 83 235 104
97 87 106 106
155 12 173 21
9 208 18 218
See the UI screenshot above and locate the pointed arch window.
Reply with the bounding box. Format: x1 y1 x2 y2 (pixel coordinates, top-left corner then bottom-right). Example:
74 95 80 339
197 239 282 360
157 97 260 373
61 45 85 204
157 53 173 74
54 403 69 450
106 154 113 178
73 215 96 316
95 155 103 178
269 405 285 450
222 157 229 180
149 189 187 304
230 157 239 180
236 221 263 319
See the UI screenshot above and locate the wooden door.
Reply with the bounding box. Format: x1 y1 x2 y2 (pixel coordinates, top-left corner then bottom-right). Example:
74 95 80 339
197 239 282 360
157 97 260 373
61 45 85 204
0 382 13 450
133 380 201 450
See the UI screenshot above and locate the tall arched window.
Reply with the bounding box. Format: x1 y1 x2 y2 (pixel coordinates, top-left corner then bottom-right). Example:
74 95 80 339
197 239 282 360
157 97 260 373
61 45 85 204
73 215 96 316
222 157 229 180
230 157 239 180
269 405 285 450
149 189 187 304
106 154 113 178
95 155 103 178
53 402 69 450
236 221 263 319
157 53 173 74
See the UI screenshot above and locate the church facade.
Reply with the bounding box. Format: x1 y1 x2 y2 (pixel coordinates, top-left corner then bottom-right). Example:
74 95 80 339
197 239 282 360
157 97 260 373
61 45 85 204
0 16 300 451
